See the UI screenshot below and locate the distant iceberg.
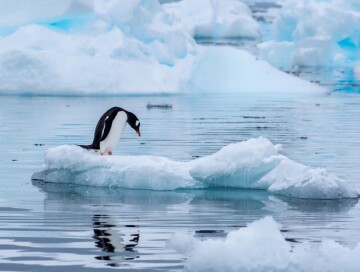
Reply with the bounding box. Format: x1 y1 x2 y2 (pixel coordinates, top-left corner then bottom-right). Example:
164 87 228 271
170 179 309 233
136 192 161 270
170 216 360 272
188 46 324 94
259 0 360 69
32 137 358 199
163 0 260 39
0 0 196 95
0 0 324 95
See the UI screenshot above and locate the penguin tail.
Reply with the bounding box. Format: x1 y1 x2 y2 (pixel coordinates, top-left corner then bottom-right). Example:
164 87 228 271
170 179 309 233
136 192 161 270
77 144 93 150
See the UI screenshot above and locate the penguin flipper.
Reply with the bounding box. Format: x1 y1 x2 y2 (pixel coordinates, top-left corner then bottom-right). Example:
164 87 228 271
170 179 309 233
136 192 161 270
91 107 122 148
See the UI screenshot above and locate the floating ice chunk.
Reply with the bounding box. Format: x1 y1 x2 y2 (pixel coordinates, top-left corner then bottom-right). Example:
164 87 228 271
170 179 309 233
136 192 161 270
32 137 358 199
164 0 260 39
170 216 360 272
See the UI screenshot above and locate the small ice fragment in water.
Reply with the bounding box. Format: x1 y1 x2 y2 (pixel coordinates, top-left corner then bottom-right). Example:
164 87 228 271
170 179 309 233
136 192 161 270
170 216 360 272
146 103 173 110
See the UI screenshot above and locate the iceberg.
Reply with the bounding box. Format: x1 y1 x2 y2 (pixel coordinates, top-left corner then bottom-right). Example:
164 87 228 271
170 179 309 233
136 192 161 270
259 0 360 68
163 0 260 39
169 216 360 272
0 0 325 95
188 46 325 94
32 137 358 199
0 0 196 94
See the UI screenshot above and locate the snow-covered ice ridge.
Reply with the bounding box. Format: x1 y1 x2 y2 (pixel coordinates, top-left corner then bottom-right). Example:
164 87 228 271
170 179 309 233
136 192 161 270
0 0 324 95
32 137 358 199
170 216 360 272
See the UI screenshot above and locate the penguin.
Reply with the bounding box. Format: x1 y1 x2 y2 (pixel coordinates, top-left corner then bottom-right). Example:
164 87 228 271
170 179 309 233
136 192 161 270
78 107 140 155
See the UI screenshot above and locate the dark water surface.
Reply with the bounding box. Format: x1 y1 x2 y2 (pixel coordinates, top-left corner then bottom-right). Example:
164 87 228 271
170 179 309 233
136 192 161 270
1 93 360 271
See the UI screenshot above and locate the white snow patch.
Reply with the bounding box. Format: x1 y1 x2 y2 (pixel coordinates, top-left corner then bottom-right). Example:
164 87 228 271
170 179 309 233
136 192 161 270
32 137 358 199
170 216 360 272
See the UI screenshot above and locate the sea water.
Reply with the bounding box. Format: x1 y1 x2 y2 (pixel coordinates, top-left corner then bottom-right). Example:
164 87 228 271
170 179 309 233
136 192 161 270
0 92 360 271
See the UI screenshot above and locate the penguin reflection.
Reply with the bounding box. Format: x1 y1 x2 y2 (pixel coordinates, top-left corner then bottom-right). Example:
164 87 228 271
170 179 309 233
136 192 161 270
93 214 140 267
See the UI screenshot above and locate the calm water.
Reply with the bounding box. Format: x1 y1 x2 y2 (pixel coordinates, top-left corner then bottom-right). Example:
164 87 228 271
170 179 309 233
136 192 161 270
1 93 360 271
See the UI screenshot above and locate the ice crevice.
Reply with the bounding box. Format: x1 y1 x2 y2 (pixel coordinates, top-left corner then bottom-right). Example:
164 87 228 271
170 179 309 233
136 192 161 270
32 137 359 200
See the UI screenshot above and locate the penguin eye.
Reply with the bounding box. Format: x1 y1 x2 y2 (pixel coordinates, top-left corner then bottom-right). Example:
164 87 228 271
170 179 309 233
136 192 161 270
135 120 140 127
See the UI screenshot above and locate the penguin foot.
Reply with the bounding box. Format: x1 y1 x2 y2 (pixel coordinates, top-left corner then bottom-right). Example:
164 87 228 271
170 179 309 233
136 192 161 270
100 150 112 156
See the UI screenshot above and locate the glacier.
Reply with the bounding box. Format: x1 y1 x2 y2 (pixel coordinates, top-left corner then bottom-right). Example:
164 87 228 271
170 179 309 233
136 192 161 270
258 0 360 69
0 0 325 95
31 137 358 199
169 216 360 272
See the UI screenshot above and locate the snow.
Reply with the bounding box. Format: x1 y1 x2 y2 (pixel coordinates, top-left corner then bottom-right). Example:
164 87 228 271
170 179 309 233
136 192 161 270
0 0 325 95
169 216 360 272
163 0 260 39
32 137 358 199
259 0 360 69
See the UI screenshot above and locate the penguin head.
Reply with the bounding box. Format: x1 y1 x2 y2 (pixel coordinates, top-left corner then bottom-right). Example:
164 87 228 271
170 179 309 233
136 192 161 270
126 111 141 137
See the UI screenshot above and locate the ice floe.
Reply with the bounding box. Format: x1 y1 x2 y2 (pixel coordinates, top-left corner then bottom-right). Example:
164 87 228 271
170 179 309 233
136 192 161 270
32 137 358 199
169 216 360 272
0 0 324 95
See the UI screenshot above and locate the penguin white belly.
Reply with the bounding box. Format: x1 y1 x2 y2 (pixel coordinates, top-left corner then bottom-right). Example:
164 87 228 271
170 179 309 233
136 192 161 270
100 111 127 153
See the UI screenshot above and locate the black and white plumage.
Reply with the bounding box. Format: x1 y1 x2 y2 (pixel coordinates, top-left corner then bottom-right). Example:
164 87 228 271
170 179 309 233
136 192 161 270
79 107 140 155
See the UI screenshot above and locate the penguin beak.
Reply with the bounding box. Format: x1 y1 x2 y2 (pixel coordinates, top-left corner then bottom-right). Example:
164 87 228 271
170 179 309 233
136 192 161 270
135 128 141 137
